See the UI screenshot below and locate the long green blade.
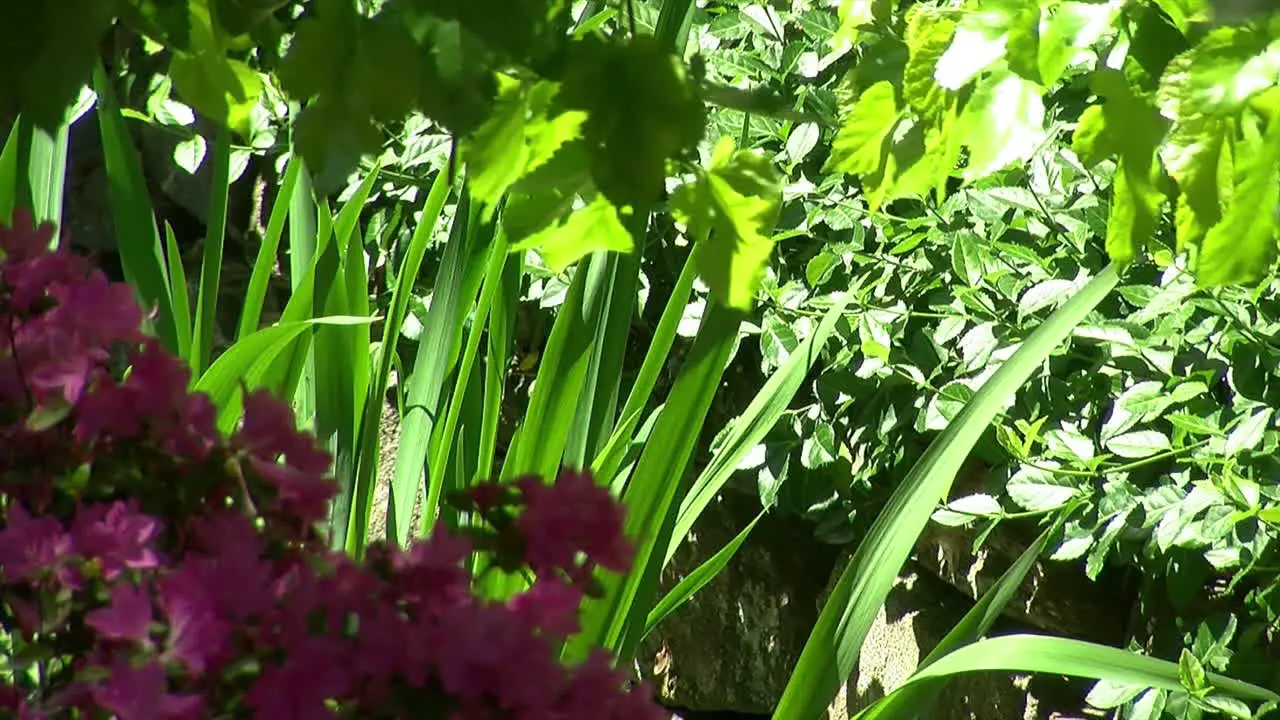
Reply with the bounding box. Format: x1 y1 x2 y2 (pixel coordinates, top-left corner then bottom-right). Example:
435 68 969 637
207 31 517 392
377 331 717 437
426 229 510 533
896 635 1277 704
772 264 1121 720
668 292 853 565
0 121 19 222
852 501 1081 720
93 62 178 353
593 243 701 486
347 166 453 556
313 170 380 550
195 316 375 431
236 150 302 342
190 128 232 375
499 261 596 484
645 506 766 637
570 300 746 664
162 221 193 363
388 188 487 546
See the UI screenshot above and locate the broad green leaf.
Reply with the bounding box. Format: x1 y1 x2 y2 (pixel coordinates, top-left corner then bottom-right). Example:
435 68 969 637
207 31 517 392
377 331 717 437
1195 101 1280 286
510 194 633 272
672 137 783 310
903 9 958 123
1072 70 1169 264
935 0 1036 90
1037 1 1119 86
1105 430 1173 458
558 35 706 209
1157 26 1280 118
957 69 1046 179
169 53 263 138
1159 108 1229 251
772 265 1119 720
824 81 901 178
466 75 587 211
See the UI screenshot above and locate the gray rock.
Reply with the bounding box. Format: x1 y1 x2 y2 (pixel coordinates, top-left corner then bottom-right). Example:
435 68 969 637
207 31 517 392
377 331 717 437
639 490 842 714
821 558 1095 720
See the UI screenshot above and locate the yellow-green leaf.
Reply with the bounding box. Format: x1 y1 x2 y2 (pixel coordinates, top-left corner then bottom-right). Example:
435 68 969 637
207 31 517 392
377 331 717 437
510 194 632 272
674 137 783 310
957 69 1046 179
824 81 902 177
903 10 958 123
467 75 587 211
1196 103 1280 286
169 53 263 137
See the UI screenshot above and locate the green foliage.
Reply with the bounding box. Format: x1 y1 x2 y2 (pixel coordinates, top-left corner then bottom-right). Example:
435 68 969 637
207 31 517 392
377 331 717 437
11 0 1280 718
673 136 784 309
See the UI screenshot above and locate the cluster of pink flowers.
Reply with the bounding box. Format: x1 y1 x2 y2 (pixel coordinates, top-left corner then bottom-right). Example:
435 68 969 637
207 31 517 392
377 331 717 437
0 209 664 719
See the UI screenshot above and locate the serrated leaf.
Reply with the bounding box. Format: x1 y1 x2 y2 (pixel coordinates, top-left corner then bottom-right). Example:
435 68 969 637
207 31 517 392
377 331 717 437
957 69 1046 179
1195 101 1280 286
1105 430 1172 458
466 76 587 211
560 36 707 209
1160 109 1229 251
673 137 784 310
1037 1 1119 86
935 0 1035 90
1157 26 1280 118
825 81 901 177
509 194 633 272
903 10 957 122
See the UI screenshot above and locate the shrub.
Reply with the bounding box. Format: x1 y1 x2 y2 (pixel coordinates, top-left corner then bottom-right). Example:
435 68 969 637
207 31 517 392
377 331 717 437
0 209 662 719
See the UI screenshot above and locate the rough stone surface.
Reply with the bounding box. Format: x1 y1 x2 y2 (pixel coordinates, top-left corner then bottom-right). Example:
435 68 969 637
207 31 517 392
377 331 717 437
914 520 1131 646
368 398 424 545
820 557 1097 720
639 490 842 715
643 489 1112 717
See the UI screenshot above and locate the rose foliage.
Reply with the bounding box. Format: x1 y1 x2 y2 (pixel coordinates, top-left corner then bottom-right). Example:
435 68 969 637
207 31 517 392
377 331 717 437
0 209 663 719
